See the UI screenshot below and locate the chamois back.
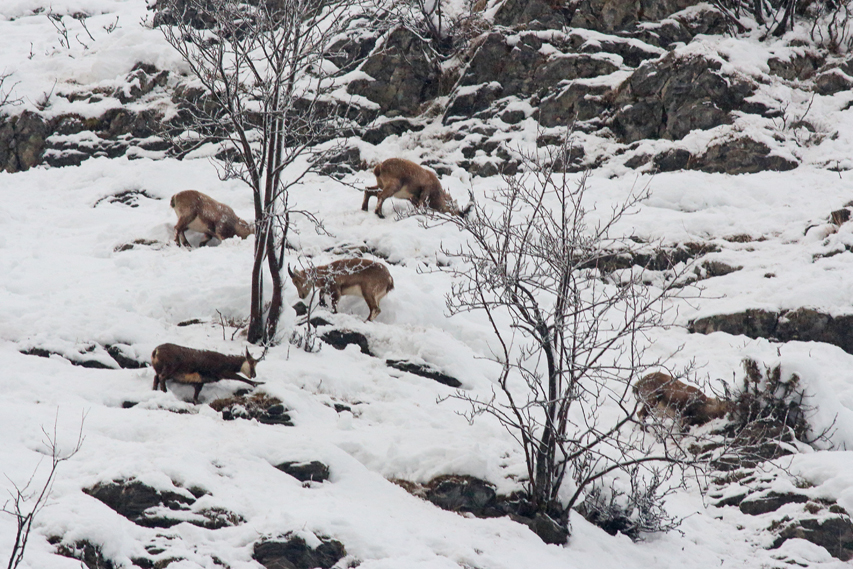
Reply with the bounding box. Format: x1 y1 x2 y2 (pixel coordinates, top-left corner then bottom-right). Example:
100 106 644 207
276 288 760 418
634 372 731 428
288 258 394 321
151 343 261 403
362 158 468 218
171 190 254 248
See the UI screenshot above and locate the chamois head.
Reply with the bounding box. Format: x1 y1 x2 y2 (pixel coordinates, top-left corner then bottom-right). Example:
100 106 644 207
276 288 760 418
242 347 258 379
287 265 311 299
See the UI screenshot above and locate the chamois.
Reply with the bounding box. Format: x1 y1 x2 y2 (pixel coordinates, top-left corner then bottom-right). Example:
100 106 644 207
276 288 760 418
362 158 470 218
634 372 732 429
171 190 254 248
151 343 262 403
288 258 394 322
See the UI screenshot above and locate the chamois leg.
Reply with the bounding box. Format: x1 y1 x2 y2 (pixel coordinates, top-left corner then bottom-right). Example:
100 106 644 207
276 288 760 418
199 232 215 247
362 186 380 211
152 373 161 391
364 294 381 322
374 180 402 219
174 215 194 247
330 288 341 313
192 383 204 404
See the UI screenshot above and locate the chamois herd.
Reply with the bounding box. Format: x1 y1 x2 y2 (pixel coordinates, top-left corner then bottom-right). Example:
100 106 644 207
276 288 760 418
154 158 734 430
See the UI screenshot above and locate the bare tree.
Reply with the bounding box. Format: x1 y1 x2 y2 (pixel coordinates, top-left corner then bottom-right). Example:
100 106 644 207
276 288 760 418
157 0 377 345
3 415 84 569
433 140 698 531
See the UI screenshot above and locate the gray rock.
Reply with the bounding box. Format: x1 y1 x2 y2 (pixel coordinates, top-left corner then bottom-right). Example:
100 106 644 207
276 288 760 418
425 475 498 515
772 515 853 561
348 27 439 117
768 52 824 81
386 359 462 387
362 118 424 145
814 69 853 95
691 136 798 174
493 0 571 29
739 491 809 516
653 148 692 172
275 461 331 483
253 535 346 569
612 54 756 142
444 82 503 122
320 329 373 355
539 83 612 128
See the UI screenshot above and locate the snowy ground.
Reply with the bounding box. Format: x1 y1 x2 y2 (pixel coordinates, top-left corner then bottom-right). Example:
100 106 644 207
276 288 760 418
3 1 853 568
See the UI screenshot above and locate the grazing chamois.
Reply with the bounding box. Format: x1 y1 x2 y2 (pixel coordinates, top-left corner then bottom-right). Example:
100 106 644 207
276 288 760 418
171 190 254 248
634 372 732 429
151 343 262 403
362 158 470 218
288 258 394 322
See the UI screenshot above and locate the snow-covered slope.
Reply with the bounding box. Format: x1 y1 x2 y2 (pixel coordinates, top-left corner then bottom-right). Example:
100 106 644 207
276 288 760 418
3 2 853 569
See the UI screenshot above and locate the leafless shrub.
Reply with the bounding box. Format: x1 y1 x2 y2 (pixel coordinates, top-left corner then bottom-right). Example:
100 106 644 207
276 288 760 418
429 136 699 532
575 467 682 539
809 0 853 53
710 0 799 37
0 71 21 111
46 9 70 49
3 415 85 569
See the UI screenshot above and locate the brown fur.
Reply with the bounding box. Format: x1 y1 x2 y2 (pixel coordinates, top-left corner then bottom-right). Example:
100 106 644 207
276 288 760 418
151 343 262 403
362 158 465 218
288 258 394 322
171 190 254 248
634 372 732 429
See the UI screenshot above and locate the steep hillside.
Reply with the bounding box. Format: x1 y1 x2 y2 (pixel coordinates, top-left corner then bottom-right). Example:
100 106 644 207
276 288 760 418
2 1 853 568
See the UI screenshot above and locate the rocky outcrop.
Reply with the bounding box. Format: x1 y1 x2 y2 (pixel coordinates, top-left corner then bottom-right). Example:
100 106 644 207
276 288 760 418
386 359 463 387
611 53 757 142
209 393 293 425
571 0 706 34
395 474 569 545
84 479 242 529
275 460 331 483
710 469 853 561
348 27 440 117
253 534 347 569
691 136 798 174
690 307 853 356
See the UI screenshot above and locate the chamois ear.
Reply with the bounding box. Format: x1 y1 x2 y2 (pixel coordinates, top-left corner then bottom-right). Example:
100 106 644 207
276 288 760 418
245 347 254 362
287 264 296 279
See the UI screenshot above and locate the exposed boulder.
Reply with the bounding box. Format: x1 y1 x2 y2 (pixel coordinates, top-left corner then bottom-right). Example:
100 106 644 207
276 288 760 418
538 82 612 127
275 460 331 483
348 27 440 117
739 491 809 516
571 0 705 33
52 539 118 569
814 68 853 95
424 475 499 516
768 52 824 81
493 0 572 29
772 514 853 561
612 54 756 142
84 479 242 529
0 111 51 172
210 392 294 425
395 475 569 545
253 534 347 569
690 308 853 356
362 117 424 145
386 359 463 387
320 329 373 355
690 136 798 174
